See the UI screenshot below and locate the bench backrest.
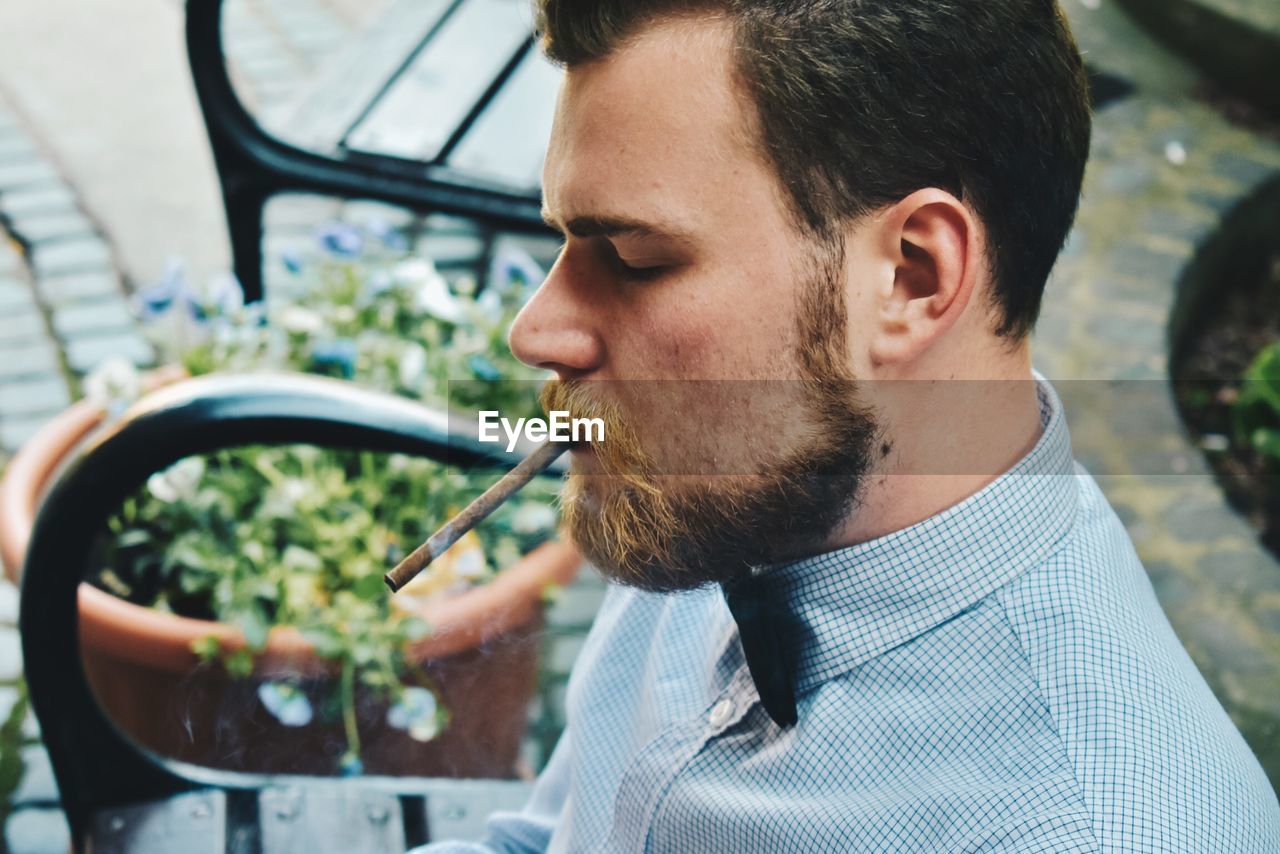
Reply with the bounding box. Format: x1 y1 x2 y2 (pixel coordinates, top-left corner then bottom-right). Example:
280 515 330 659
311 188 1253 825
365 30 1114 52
283 0 561 194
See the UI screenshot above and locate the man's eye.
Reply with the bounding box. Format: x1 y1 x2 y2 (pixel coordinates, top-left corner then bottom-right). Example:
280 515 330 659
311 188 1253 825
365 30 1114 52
616 259 667 281
592 240 669 281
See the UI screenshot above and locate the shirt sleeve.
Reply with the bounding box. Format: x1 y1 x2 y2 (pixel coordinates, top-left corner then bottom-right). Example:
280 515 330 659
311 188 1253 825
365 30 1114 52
407 724 574 853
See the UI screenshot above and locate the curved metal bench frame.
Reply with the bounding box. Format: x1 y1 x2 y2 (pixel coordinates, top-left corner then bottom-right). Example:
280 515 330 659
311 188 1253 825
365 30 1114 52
185 0 550 303
19 374 538 847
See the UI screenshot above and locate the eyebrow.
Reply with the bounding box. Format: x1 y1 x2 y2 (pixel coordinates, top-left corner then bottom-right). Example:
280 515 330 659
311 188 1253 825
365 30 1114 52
541 209 696 246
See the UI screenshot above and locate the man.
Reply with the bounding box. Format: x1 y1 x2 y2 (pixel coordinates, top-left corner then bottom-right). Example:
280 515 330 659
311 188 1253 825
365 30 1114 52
421 0 1280 850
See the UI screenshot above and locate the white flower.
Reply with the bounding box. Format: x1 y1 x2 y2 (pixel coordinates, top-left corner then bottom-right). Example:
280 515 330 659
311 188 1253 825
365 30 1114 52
392 258 438 287
278 306 324 335
1199 434 1230 452
262 478 310 517
386 686 440 742
257 682 314 727
398 344 428 389
413 275 463 324
1164 140 1187 166
512 503 557 535
147 457 206 503
396 258 463 323
83 357 142 416
191 271 244 317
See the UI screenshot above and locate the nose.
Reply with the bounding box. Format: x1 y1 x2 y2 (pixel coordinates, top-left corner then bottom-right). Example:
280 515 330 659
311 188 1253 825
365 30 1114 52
508 252 606 380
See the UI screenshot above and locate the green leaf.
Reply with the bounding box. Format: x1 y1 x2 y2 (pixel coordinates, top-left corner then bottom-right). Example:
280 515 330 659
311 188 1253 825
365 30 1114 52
1234 342 1280 451
190 635 221 661
117 529 152 548
225 649 254 678
540 583 563 605
0 679 30 819
353 571 388 602
1250 427 1280 460
300 627 347 660
238 606 270 651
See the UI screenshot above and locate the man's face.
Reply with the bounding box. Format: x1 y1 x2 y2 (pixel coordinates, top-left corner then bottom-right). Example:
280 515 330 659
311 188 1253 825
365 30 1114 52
510 15 879 590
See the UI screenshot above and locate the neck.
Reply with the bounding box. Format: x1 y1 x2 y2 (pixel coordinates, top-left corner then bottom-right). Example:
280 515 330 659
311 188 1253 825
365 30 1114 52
826 356 1042 549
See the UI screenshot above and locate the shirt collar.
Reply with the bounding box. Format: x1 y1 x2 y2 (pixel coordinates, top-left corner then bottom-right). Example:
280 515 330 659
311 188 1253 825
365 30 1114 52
754 375 1079 697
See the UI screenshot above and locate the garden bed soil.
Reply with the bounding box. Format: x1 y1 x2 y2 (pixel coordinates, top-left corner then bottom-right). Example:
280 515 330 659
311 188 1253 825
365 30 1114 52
1173 248 1280 555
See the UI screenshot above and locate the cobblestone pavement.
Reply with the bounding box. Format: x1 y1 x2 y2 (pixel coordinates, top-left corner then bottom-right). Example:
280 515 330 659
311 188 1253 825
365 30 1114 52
1 0 1279 849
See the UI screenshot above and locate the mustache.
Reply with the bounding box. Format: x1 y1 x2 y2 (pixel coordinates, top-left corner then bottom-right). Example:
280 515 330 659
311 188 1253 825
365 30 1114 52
538 379 615 428
538 379 661 494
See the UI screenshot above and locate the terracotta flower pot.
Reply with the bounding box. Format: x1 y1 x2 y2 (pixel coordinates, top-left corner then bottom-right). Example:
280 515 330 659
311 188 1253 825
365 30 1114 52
0 382 581 778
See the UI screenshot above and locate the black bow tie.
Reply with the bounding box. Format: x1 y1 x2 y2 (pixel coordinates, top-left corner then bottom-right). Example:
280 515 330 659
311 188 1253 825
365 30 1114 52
721 573 799 728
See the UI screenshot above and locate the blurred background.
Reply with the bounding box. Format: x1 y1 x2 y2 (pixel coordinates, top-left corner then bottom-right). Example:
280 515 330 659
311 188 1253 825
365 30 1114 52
0 0 1277 849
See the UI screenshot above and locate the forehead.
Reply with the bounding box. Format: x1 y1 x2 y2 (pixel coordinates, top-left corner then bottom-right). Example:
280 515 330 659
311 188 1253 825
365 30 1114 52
541 14 766 229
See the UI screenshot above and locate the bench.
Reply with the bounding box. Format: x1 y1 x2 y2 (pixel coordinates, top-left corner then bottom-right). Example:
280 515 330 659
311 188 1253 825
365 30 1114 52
186 0 562 303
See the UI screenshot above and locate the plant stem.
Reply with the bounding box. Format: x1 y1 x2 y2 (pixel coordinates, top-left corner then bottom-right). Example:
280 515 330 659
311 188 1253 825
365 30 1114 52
341 656 361 768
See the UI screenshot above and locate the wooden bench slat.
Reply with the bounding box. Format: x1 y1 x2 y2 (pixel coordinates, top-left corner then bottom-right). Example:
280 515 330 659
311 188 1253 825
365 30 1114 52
446 46 562 191
343 0 532 163
275 0 455 154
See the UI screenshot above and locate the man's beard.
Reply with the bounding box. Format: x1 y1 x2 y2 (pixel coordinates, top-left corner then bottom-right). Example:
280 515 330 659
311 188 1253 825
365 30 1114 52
541 242 879 593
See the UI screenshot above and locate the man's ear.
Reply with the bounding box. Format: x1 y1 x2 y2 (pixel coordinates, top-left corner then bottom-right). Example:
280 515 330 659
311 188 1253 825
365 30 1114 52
864 188 981 366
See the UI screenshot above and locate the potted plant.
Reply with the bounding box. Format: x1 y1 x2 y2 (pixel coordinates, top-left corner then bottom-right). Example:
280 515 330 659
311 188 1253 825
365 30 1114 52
0 222 580 778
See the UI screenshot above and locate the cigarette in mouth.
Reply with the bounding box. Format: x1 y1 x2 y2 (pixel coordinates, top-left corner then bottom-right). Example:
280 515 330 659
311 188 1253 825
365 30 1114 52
384 439 570 593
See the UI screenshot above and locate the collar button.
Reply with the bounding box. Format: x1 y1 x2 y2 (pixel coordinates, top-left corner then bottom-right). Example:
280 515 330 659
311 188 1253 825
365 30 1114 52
708 698 735 728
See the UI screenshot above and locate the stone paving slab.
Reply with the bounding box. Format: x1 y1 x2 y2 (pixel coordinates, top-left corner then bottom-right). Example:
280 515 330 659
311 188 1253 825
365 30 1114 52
0 278 37 313
4 809 70 854
0 241 21 274
7 211 94 245
0 188 77 220
0 377 71 419
0 161 59 192
35 271 123 308
0 581 16 624
63 332 154 375
0 415 60 455
0 627 20 682
11 747 56 807
50 296 136 338
0 341 61 382
28 237 113 278
0 311 47 346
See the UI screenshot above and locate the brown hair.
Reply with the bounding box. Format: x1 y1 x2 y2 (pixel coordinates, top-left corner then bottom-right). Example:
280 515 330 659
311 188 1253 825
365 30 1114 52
535 0 1092 339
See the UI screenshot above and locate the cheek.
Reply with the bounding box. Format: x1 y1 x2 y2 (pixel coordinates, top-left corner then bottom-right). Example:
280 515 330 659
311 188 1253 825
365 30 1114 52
838 244 891 374
622 278 799 380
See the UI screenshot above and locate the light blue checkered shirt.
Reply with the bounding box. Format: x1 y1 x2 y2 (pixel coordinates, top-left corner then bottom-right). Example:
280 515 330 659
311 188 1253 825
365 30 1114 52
420 378 1280 852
